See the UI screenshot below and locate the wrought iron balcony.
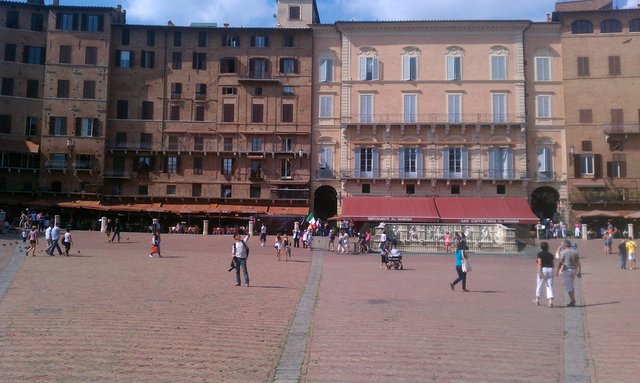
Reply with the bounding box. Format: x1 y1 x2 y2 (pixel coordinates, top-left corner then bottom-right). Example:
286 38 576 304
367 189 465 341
342 113 524 125
603 123 640 135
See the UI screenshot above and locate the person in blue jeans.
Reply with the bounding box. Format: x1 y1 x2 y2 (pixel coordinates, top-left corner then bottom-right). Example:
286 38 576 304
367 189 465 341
449 244 469 292
232 230 250 287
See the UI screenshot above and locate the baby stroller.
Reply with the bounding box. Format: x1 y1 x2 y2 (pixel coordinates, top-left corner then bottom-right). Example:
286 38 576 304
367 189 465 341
386 248 403 270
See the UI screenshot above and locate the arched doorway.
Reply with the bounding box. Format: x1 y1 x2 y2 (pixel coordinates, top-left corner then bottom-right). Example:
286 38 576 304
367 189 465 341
531 187 559 222
313 185 337 220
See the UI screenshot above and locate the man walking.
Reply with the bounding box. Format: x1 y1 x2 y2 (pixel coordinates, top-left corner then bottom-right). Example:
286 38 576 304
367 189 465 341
556 240 582 307
259 223 267 247
232 229 251 287
44 221 53 255
49 222 64 256
111 218 122 243
618 238 627 269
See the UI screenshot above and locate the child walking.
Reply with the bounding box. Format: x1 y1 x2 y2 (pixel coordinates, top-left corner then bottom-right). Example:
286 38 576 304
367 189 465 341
62 227 73 256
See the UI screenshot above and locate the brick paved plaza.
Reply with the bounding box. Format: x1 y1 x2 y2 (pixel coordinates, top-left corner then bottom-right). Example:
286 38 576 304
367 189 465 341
0 231 638 382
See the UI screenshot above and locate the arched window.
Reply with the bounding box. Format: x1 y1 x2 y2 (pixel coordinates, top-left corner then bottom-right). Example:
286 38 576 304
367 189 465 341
630 19 640 32
600 19 622 33
572 20 593 34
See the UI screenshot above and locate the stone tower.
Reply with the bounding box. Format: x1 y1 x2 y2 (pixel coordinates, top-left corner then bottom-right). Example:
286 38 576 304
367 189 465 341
276 0 320 28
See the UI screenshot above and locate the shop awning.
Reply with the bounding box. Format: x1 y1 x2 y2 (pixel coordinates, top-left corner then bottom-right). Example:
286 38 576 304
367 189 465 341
268 206 309 216
573 180 607 188
575 209 624 218
341 196 440 222
435 197 539 224
0 139 39 154
215 204 268 214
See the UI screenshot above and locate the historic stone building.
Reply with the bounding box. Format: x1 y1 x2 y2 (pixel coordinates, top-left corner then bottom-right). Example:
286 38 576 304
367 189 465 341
311 20 533 219
552 1 640 225
2 0 640 232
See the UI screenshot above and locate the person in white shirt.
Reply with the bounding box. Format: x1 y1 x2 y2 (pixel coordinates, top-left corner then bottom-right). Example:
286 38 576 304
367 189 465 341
49 223 63 256
260 224 267 246
44 222 53 255
232 229 251 286
62 227 73 256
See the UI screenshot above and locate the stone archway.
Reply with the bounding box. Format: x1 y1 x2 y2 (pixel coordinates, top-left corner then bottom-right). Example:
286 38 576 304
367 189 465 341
313 185 337 220
531 187 560 222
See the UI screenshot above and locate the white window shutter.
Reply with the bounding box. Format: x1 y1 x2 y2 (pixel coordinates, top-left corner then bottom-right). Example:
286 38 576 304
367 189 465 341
398 148 405 178
447 56 455 80
410 57 417 80
488 147 496 179
372 57 379 80
354 147 361 177
326 147 333 172
319 59 327 82
372 147 379 177
402 56 410 81
506 147 514 179
417 147 423 178
461 147 469 178
442 147 450 178
359 57 366 80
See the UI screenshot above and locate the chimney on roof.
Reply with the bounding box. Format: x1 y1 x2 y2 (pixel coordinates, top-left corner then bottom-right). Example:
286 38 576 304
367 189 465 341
53 0 60 5
224 23 229 28
546 13 551 22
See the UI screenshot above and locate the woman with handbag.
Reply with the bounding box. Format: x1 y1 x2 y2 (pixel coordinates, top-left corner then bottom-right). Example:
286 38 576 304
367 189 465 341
449 243 469 292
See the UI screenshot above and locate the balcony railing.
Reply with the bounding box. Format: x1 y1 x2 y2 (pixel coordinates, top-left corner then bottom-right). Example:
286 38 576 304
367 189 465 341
316 169 337 179
73 160 97 171
45 160 67 170
603 123 640 135
342 113 524 125
239 71 281 82
107 141 155 151
103 170 131 179
570 189 640 204
340 168 526 180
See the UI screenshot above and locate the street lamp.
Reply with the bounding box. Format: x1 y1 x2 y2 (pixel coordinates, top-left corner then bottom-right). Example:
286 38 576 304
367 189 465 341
569 145 575 165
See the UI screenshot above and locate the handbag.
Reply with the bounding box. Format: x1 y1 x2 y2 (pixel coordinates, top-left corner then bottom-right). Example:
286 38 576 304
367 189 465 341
461 257 472 272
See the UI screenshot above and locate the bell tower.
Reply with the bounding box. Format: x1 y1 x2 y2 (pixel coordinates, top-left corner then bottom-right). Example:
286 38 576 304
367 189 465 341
276 0 320 28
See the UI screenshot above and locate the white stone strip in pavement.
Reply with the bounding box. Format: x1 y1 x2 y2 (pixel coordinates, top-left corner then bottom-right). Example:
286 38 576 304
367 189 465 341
273 249 324 383
564 278 592 383
0 242 28 302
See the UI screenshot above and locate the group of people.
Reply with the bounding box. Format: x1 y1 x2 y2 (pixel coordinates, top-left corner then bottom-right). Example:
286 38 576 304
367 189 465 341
616 237 637 270
327 229 359 254
533 240 582 308
273 233 292 261
104 218 122 243
443 231 468 253
22 221 74 257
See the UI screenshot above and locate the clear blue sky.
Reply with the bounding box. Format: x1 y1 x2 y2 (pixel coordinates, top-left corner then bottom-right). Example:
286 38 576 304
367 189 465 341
31 0 640 27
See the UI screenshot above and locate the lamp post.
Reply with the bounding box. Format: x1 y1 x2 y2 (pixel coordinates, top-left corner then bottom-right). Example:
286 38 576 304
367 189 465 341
569 145 575 165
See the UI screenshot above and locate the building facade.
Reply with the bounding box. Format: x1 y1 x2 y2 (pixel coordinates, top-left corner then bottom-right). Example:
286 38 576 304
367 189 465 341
2 0 640 230
553 3 640 223
312 20 532 219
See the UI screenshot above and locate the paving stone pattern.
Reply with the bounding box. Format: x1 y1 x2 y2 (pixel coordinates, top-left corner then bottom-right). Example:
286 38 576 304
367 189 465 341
0 232 638 382
0 232 311 383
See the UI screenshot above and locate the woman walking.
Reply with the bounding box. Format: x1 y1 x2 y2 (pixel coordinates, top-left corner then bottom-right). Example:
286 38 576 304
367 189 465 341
534 242 555 307
26 226 38 256
149 229 161 258
449 244 469 292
